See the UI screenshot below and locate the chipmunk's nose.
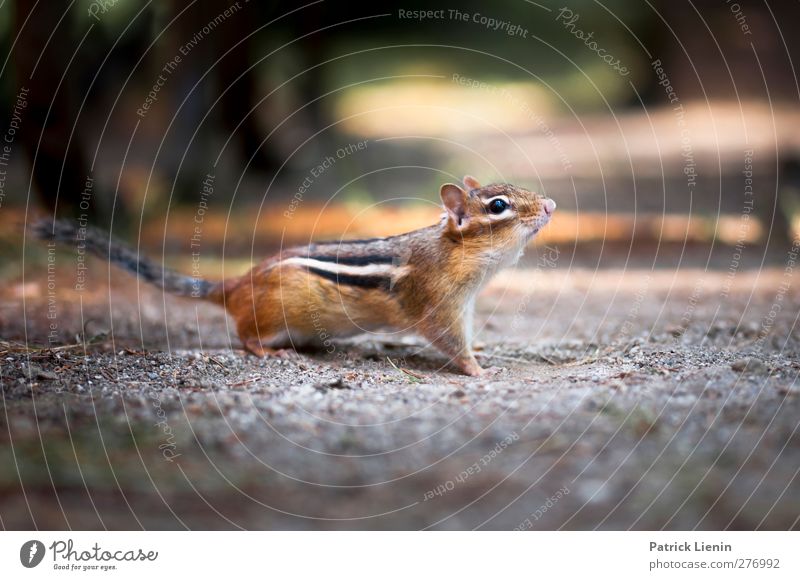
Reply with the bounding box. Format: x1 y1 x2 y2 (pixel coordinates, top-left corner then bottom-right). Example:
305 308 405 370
543 198 556 215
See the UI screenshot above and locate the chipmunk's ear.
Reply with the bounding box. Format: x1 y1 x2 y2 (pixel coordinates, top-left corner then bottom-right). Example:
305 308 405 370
463 175 482 190
441 183 470 231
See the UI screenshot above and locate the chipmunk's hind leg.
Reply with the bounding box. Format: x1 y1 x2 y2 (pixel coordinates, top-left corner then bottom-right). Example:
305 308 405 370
242 337 298 358
242 332 299 359
228 271 305 359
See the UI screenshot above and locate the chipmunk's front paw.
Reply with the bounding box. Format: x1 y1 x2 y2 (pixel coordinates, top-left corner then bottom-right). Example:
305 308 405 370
453 356 483 377
455 357 505 377
478 365 505 377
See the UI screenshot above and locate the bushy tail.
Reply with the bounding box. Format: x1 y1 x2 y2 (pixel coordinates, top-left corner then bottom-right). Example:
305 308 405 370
32 218 221 301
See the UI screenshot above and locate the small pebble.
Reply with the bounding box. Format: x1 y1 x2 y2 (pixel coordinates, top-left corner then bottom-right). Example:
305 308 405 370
731 357 767 373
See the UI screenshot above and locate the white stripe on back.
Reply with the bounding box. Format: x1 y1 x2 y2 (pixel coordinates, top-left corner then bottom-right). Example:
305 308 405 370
280 257 405 278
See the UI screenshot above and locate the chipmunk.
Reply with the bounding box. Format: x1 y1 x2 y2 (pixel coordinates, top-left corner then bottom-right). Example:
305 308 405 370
35 176 555 376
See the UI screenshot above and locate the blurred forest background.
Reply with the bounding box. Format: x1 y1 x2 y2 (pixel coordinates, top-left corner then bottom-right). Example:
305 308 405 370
1 0 799 276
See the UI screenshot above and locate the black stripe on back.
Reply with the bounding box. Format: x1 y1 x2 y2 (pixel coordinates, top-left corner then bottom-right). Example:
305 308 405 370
306 266 391 291
312 235 394 246
308 254 395 266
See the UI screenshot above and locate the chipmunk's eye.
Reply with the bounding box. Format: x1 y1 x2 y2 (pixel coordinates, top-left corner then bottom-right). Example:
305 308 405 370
488 199 509 214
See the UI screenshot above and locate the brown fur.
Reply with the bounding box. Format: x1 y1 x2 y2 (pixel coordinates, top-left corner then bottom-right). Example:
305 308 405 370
38 178 555 375
205 177 556 375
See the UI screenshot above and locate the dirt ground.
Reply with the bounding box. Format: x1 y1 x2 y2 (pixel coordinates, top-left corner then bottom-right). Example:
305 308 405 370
1 253 799 530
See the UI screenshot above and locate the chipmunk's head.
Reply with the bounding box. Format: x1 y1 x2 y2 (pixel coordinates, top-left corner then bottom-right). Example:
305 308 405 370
440 176 556 250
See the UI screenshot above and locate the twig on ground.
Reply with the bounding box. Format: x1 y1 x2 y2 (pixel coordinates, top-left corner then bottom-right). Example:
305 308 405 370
228 377 260 388
207 355 226 368
386 357 425 382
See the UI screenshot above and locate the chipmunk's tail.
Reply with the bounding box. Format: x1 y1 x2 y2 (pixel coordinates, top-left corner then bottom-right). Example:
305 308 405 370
31 218 224 303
